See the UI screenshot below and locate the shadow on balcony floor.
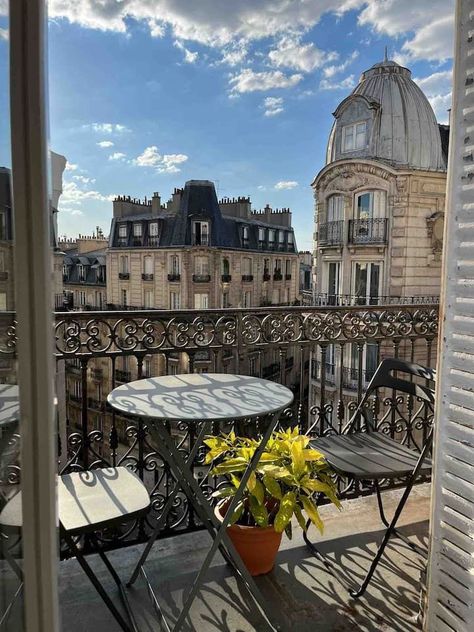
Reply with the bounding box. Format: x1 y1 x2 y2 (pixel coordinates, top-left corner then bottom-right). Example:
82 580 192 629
59 484 430 632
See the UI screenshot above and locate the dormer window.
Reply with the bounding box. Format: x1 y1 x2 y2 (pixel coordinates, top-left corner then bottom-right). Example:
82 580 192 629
77 264 85 281
148 221 159 246
242 225 249 247
133 223 143 245
193 221 209 246
258 227 265 245
118 223 127 246
342 121 367 152
268 229 275 248
63 264 69 280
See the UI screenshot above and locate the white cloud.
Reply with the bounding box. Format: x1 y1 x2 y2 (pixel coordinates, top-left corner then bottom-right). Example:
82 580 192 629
402 15 454 62
65 162 78 171
262 97 284 117
275 180 298 190
174 40 198 64
133 146 189 173
108 152 127 161
84 122 129 134
0 28 8 41
358 0 454 63
97 140 114 148
415 70 452 124
73 175 96 184
319 74 355 91
60 180 115 207
220 43 248 67
268 37 337 73
323 51 359 78
229 69 303 95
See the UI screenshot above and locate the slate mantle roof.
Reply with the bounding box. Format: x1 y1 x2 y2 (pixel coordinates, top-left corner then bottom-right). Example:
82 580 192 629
109 180 297 253
63 248 107 286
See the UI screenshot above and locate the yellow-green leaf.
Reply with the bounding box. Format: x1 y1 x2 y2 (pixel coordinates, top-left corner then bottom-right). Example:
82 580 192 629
252 478 265 505
274 491 296 533
294 504 307 531
262 475 282 500
247 471 257 492
249 495 269 527
301 496 324 534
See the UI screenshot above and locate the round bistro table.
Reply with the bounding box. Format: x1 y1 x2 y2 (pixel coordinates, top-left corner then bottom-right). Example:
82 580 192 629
107 373 294 632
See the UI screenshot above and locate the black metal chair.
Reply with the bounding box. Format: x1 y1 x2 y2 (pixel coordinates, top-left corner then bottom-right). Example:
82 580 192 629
303 358 435 598
0 467 150 631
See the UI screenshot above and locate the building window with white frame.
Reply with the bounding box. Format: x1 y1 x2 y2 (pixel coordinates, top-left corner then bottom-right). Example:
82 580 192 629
355 190 385 220
243 290 252 307
119 255 129 274
268 229 275 248
194 255 209 276
193 220 209 246
118 223 127 245
242 225 249 246
327 195 344 222
353 262 381 305
258 227 265 245
222 291 230 308
148 221 159 246
143 255 153 276
144 289 153 308
170 291 180 309
170 254 180 276
133 222 143 245
194 293 209 309
325 261 341 305
342 121 367 152
242 257 252 276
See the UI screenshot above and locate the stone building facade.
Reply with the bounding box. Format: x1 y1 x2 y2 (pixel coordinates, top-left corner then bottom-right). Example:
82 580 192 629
310 57 448 410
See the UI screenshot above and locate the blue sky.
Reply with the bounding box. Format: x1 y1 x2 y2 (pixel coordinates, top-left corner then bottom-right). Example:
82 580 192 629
0 1 454 251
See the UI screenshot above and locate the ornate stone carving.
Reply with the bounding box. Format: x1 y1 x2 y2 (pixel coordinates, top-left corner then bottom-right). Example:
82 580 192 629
426 211 444 254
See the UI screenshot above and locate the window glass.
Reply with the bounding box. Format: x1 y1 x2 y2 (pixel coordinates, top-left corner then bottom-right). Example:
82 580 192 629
144 255 153 274
144 289 153 308
327 195 344 222
149 222 158 236
357 192 373 219
170 291 180 309
194 293 209 309
194 255 209 275
342 121 366 152
118 223 127 237
133 223 142 236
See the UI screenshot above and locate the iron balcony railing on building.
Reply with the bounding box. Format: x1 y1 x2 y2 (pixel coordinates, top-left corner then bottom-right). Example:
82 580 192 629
273 271 283 281
312 293 440 307
349 218 388 244
310 359 336 385
118 272 130 280
319 220 344 245
342 366 376 390
142 273 154 281
221 274 231 283
168 273 181 282
242 274 254 282
193 274 211 283
0 304 438 553
263 271 271 281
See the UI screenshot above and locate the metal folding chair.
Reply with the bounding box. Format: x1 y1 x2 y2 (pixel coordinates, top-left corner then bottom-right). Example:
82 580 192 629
303 358 435 598
0 467 150 631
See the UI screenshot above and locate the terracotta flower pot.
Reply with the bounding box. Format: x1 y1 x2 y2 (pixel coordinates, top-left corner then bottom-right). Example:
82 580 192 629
215 501 283 576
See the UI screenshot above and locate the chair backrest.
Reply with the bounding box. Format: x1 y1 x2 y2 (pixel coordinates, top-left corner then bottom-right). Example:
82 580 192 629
345 358 436 433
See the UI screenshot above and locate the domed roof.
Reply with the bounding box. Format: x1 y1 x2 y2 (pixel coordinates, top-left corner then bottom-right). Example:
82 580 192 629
326 58 446 171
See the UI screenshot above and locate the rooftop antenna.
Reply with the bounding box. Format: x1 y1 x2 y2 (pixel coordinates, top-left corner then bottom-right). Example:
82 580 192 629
384 45 388 62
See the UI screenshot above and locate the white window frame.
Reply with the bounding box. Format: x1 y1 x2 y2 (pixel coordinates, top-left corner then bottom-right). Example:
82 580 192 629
143 255 153 275
327 195 344 222
170 254 180 275
149 221 158 236
193 220 209 246
118 223 127 237
133 223 142 237
194 255 209 275
144 289 153 308
170 291 180 309
119 255 129 274
352 261 382 305
354 190 386 220
342 120 367 152
194 293 209 309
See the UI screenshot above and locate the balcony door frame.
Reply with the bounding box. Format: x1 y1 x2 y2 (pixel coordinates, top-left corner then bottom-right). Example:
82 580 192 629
10 2 59 631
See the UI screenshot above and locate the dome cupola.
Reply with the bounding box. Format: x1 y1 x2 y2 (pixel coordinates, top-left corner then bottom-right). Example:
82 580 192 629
326 58 446 171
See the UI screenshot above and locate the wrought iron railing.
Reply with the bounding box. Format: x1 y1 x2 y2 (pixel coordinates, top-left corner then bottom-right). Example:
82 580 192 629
311 293 440 307
319 220 344 245
0 304 438 551
349 218 388 244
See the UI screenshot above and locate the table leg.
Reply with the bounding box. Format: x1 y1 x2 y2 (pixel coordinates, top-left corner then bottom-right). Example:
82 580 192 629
128 421 212 586
156 413 284 632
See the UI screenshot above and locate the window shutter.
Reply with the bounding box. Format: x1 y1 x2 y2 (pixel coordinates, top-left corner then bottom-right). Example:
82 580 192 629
426 5 474 631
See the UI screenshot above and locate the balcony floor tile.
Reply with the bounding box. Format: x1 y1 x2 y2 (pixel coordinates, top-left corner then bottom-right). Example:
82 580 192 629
59 484 430 631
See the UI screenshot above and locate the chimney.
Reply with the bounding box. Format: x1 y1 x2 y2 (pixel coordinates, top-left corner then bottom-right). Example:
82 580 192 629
152 191 161 213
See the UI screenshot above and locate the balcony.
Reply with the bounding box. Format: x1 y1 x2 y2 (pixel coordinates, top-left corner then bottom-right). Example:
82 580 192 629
118 272 130 280
319 220 344 246
221 274 231 282
241 274 254 282
59 483 430 631
193 274 211 282
263 271 271 281
310 359 336 385
273 271 283 281
141 273 154 281
349 218 388 244
0 303 437 575
285 274 292 280
168 273 181 282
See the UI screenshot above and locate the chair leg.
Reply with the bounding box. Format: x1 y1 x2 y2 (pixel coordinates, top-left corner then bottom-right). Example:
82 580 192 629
62 530 134 632
374 481 427 556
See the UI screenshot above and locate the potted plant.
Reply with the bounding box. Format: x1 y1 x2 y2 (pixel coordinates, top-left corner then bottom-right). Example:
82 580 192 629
204 427 341 576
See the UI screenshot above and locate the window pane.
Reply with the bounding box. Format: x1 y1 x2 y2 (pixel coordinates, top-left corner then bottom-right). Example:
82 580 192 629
357 192 373 219
354 263 367 303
